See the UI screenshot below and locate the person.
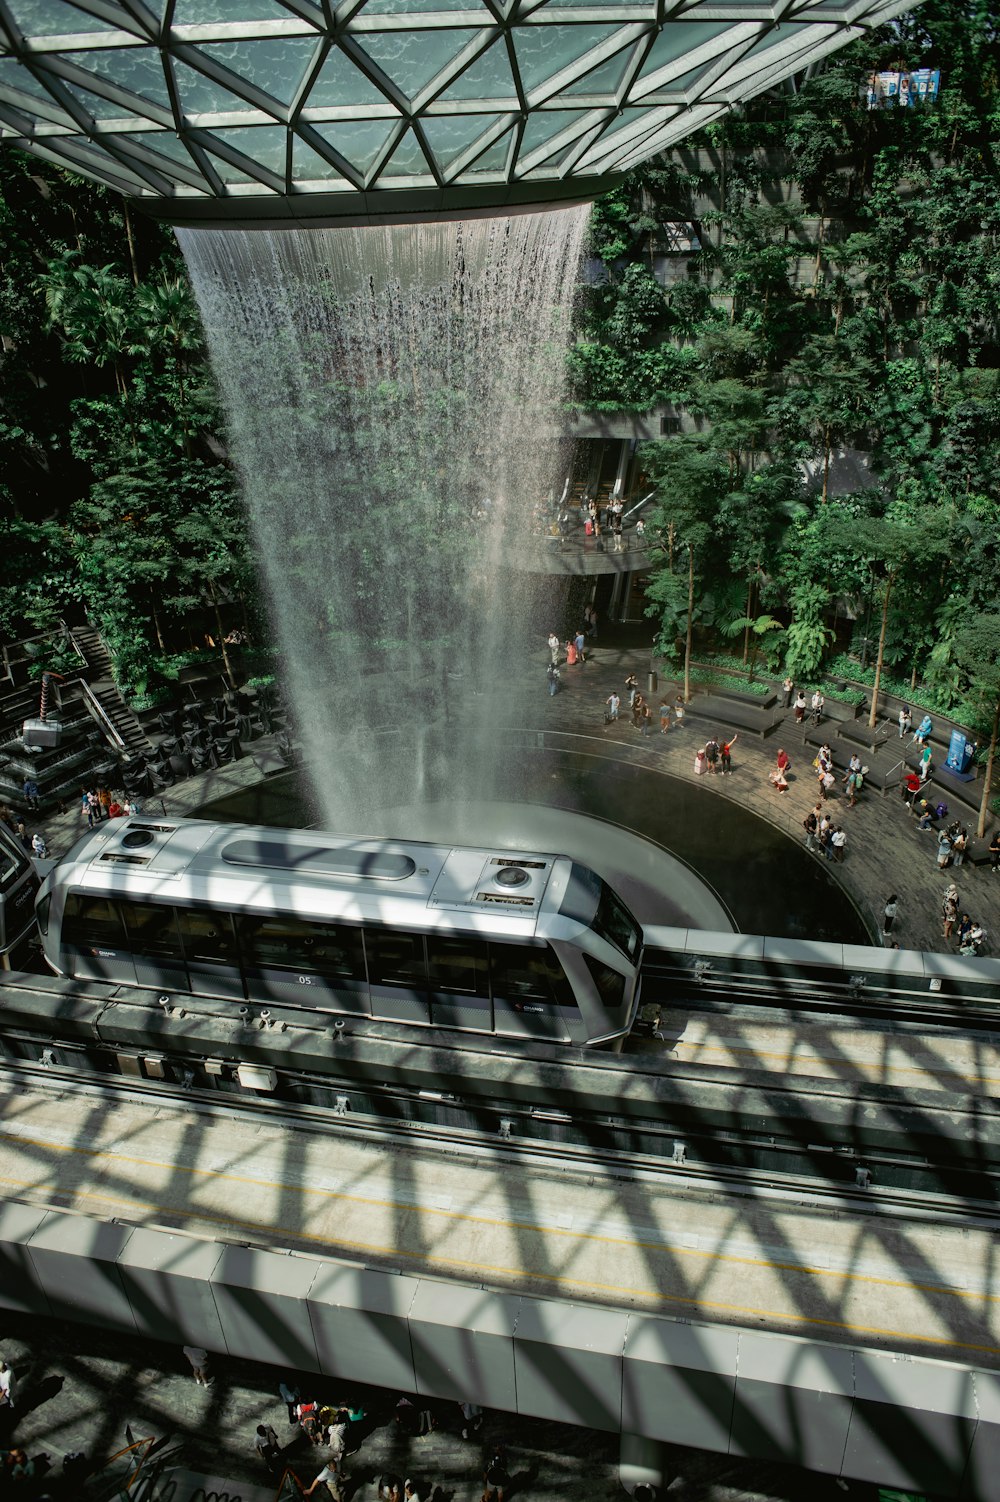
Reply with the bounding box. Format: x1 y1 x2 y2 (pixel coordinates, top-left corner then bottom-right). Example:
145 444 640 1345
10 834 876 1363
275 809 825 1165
631 692 645 728
254 1424 281 1474
782 676 794 709
704 735 719 773
674 695 685 728
776 748 791 776
625 672 638 708
898 705 912 738
961 920 986 955
794 691 807 724
297 1400 324 1445
819 767 836 800
720 733 737 774
324 1411 351 1460
107 796 124 818
694 746 707 776
956 911 972 948
831 826 847 862
915 800 935 831
404 1482 426 1502
639 703 653 737
902 769 922 807
378 1477 403 1502
546 663 560 697
547 632 560 665
482 1446 510 1502
606 692 620 723
0 1360 16 1411
942 888 959 941
459 1401 482 1439
769 766 789 793
30 832 47 858
936 828 953 869
810 689 825 722
816 743 833 772
304 1459 346 1502
803 808 819 852
613 513 623 552
991 831 1000 872
574 628 586 663
883 895 899 936
279 1378 300 1423
182 1345 210 1386
919 743 933 782
565 639 578 666
87 788 102 824
22 779 39 811
952 828 968 867
7 1448 34 1481
913 713 933 745
634 517 646 544
843 768 862 807
658 699 670 734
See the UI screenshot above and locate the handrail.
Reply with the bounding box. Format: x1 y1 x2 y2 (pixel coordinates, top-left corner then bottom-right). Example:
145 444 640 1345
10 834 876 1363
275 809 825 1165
79 679 128 754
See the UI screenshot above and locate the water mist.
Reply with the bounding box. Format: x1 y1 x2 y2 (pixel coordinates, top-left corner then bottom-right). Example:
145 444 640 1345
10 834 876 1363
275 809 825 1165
178 208 588 831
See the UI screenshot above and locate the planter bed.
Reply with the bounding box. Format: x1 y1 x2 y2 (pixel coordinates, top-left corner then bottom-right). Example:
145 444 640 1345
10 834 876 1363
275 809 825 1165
714 684 778 710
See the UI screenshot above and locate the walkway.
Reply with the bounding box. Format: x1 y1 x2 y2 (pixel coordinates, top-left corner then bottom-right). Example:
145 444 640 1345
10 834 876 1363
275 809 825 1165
30 626 1000 958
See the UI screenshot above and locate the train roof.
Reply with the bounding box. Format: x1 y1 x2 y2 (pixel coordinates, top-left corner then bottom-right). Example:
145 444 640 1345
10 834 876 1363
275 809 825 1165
54 817 579 936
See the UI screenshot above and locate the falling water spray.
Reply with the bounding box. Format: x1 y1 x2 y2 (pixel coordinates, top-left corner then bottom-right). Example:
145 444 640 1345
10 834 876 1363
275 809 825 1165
178 208 588 831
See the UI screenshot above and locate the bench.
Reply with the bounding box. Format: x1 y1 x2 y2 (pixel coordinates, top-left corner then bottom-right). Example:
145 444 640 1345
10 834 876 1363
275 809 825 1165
714 684 778 711
684 694 775 738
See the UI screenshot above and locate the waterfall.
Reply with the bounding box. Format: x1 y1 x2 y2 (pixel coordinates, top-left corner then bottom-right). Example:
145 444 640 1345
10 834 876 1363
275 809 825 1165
178 208 588 830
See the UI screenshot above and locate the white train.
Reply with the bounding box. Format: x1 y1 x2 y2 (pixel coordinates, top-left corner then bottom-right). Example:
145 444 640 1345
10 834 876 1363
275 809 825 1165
35 817 642 1048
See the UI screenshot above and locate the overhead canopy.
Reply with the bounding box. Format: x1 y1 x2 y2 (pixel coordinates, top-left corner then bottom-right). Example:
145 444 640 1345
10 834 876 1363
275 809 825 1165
0 0 914 225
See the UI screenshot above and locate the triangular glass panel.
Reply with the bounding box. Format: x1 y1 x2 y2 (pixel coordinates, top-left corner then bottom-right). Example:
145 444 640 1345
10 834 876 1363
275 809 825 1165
362 0 490 11
437 40 517 101
207 124 288 177
638 20 731 77
202 136 273 183
172 0 296 20
292 135 354 183
420 113 504 170
127 130 205 171
463 126 513 173
518 107 588 159
198 38 319 106
562 46 634 97
60 80 157 122
513 25 624 93
0 58 60 101
306 46 392 107
59 46 173 110
312 118 399 173
377 126 433 177
353 29 481 101
632 60 714 99
594 104 664 146
172 60 259 116
5 1 111 36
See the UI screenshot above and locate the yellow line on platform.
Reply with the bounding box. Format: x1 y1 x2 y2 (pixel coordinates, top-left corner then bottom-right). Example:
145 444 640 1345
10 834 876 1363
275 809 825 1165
1 1119 998 1360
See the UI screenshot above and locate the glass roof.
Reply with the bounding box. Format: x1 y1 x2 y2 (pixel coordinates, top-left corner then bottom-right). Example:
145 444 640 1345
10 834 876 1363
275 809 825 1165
0 0 915 219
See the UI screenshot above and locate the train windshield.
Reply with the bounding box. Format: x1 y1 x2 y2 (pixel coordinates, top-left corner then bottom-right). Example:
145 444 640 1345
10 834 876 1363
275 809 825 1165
592 882 641 962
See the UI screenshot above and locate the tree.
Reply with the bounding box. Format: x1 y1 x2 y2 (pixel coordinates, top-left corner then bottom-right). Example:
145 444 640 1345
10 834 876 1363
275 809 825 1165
953 613 1000 838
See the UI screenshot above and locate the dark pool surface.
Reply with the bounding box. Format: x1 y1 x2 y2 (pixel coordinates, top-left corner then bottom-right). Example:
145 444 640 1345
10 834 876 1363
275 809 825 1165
197 747 870 945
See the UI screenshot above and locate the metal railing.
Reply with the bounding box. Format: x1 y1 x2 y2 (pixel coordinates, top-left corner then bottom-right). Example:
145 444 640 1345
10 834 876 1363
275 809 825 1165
79 678 128 754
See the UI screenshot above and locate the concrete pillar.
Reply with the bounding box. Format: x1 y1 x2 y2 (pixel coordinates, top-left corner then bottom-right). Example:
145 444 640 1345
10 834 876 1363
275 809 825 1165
614 440 632 497
619 1432 670 1498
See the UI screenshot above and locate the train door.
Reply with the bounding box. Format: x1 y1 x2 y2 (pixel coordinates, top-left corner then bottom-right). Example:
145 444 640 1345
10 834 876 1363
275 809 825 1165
60 894 135 983
490 942 574 1042
121 902 188 992
236 914 371 1015
365 928 431 1025
174 907 244 1000
427 934 492 1032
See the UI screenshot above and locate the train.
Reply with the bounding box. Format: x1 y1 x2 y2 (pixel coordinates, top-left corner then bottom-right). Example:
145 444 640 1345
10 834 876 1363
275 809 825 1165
34 816 643 1048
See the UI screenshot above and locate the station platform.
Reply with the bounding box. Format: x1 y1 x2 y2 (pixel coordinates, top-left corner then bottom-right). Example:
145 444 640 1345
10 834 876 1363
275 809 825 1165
2 1080 1000 1499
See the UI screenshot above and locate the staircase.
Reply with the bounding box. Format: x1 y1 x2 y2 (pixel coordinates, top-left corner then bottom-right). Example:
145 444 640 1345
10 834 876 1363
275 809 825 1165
70 626 154 758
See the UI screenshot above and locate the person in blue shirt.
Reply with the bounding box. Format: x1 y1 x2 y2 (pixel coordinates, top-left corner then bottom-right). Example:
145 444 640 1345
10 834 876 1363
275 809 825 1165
913 713 933 745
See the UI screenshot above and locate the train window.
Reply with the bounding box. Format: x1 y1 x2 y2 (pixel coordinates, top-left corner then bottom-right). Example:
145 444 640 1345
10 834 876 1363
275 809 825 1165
62 894 126 948
366 929 428 990
582 952 627 1010
36 894 50 937
592 883 641 962
237 914 364 977
175 907 238 965
122 902 182 958
427 935 488 995
489 942 577 1006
